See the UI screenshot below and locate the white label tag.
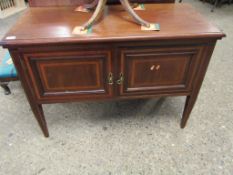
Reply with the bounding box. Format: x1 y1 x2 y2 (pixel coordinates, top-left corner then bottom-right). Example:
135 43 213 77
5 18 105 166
6 36 16 40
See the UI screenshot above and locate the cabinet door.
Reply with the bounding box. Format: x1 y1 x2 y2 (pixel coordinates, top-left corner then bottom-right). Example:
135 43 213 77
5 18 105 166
22 50 113 102
118 46 203 96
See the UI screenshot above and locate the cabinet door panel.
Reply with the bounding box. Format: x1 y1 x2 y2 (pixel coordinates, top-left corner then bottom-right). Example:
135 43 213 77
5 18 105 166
22 50 113 101
38 60 102 91
119 46 203 96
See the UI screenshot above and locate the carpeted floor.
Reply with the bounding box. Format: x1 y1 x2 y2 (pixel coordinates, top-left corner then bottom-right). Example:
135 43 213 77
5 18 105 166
0 1 233 174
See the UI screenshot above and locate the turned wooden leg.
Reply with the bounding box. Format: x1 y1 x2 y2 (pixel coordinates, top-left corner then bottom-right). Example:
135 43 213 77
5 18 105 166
30 103 49 137
0 82 11 95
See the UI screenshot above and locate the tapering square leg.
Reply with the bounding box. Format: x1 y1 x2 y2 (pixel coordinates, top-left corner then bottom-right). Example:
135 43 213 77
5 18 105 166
181 95 198 128
31 103 49 137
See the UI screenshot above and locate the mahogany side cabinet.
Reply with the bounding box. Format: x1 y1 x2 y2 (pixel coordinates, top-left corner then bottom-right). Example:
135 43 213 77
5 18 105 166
0 4 225 137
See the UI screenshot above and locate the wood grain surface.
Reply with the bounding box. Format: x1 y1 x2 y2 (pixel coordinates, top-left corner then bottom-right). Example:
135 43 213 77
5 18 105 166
0 4 225 47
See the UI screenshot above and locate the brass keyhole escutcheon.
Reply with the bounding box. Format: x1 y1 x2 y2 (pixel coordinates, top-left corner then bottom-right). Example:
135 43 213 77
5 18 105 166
150 65 160 71
108 72 113 85
116 73 124 85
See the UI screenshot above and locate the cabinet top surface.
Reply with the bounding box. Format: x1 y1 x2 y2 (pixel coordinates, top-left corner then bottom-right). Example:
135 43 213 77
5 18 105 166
0 3 225 46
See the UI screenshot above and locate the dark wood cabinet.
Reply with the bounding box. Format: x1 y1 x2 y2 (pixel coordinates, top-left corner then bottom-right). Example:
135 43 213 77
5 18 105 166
0 4 225 137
